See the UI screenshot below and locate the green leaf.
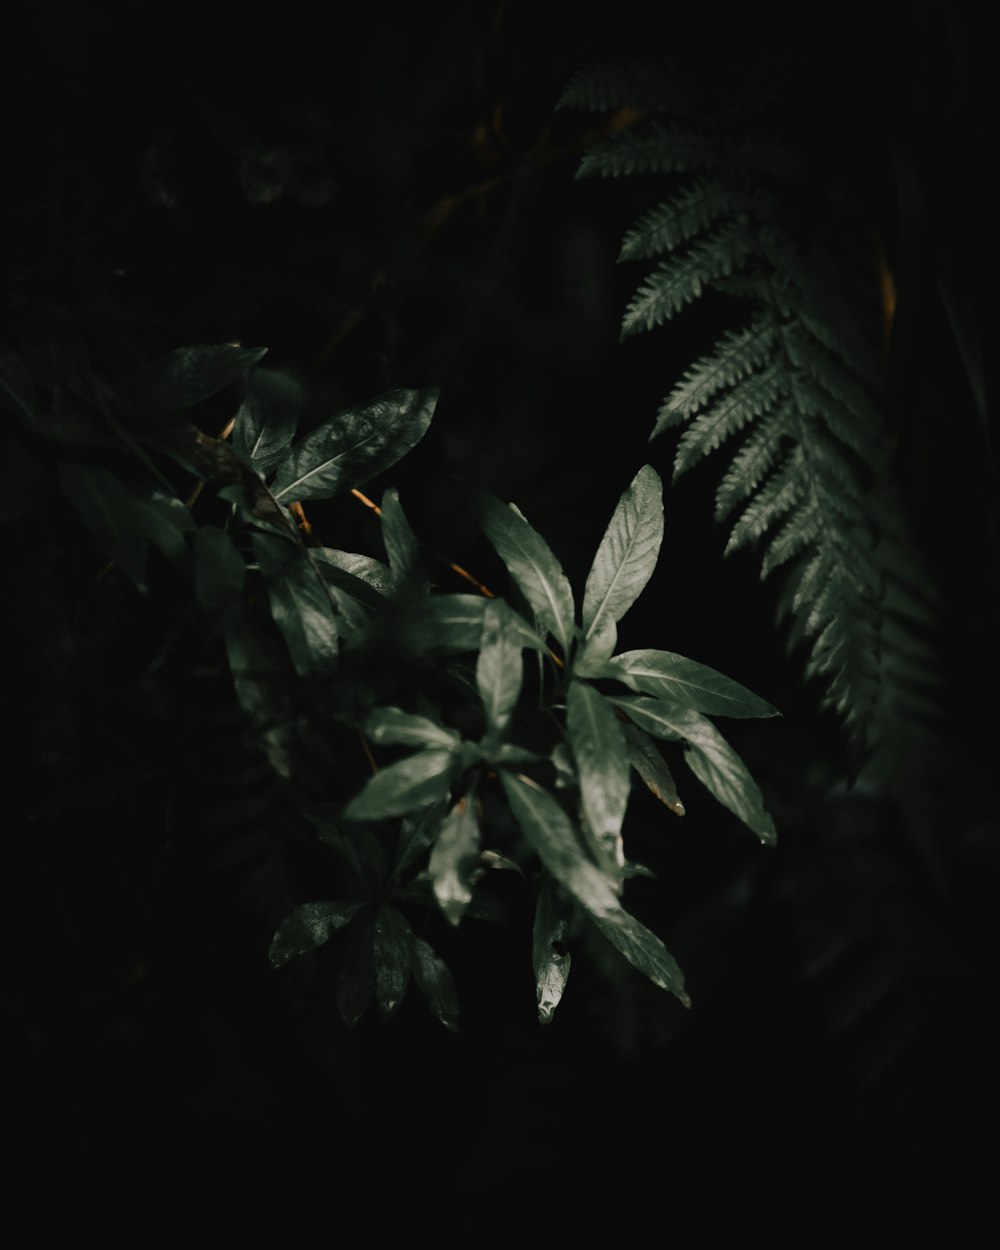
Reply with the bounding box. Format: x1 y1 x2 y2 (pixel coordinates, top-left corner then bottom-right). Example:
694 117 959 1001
410 937 460 1032
477 599 524 736
567 681 629 878
429 796 481 926
252 532 339 677
588 909 689 1006
119 344 268 413
611 697 775 843
366 707 460 750
483 743 544 769
195 525 245 619
532 879 572 1025
621 721 685 815
0 342 37 425
271 387 438 502
374 905 412 1020
222 611 295 777
232 367 301 471
393 801 448 879
129 487 195 570
477 493 575 656
582 465 663 652
380 487 427 594
344 749 460 820
312 549 397 599
606 649 779 718
268 901 364 968
501 773 619 920
57 463 148 590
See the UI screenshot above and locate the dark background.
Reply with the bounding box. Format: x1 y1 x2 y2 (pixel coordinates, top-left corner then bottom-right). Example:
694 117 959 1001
6 0 996 1209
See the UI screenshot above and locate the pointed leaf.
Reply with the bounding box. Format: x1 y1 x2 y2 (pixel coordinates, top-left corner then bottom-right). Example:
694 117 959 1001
345 749 459 821
588 909 689 1006
252 532 338 676
621 720 685 815
128 487 195 570
374 905 412 1020
410 937 460 1031
312 548 397 598
195 525 245 619
606 649 779 718
120 344 268 413
366 707 460 750
271 387 437 501
58 463 148 590
429 796 481 926
567 681 630 875
269 901 364 968
501 773 619 919
380 486 427 593
222 611 294 776
532 879 572 1025
611 697 775 843
232 367 301 471
477 599 523 735
582 465 663 648
477 493 575 656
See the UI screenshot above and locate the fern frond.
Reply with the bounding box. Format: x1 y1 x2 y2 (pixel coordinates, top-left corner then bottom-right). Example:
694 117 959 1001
619 180 767 261
725 447 804 554
674 361 784 477
577 124 725 179
622 224 756 338
655 320 777 434
760 494 824 577
714 400 794 519
570 58 942 756
558 60 689 114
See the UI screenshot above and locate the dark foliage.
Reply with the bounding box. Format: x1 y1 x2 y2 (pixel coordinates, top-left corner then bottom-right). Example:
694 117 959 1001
5 1 996 1214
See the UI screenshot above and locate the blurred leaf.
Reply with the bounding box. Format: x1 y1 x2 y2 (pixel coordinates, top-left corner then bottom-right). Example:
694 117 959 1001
621 721 685 815
57 462 148 590
605 649 780 718
582 465 663 653
366 707 460 750
268 900 364 968
393 801 448 879
501 773 619 920
612 696 775 842
477 599 524 736
195 525 245 619
0 342 37 425
374 905 412 1020
410 937 460 1032
532 879 572 1025
380 486 427 594
567 680 629 878
252 532 339 676
232 367 301 471
271 387 438 502
119 344 268 413
129 486 195 570
344 749 460 820
477 492 575 656
430 795 481 926
588 909 689 1006
408 594 486 652
223 610 295 777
